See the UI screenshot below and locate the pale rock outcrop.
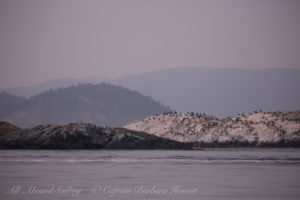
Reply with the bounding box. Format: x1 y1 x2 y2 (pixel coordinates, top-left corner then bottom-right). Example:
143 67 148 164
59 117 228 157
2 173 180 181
125 111 300 147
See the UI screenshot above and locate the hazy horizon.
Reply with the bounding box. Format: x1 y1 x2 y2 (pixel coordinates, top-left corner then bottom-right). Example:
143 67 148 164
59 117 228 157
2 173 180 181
1 0 300 89
3 66 300 90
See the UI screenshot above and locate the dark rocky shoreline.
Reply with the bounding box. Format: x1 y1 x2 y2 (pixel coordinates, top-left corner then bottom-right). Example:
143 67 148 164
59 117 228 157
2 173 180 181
0 122 191 149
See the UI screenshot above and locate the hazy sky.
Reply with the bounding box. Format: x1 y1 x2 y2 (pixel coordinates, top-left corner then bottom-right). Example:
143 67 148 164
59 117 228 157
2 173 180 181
0 0 299 89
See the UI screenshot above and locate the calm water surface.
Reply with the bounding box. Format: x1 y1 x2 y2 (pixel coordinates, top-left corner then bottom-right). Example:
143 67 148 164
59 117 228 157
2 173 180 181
0 149 300 200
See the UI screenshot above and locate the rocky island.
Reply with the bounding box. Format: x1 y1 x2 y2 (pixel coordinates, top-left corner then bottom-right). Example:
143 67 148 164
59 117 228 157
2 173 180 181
125 111 300 147
0 111 299 149
0 122 190 149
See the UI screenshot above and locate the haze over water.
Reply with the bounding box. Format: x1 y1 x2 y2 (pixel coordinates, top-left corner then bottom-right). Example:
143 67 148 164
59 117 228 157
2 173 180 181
0 149 300 200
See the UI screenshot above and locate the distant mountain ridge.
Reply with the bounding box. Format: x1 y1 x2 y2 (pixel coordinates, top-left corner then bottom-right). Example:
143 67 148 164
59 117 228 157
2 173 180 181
5 67 300 118
116 67 300 118
0 83 170 128
0 91 26 120
5 76 110 98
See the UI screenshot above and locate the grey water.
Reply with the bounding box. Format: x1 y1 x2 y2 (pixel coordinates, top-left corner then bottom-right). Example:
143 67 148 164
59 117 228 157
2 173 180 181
0 149 300 200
